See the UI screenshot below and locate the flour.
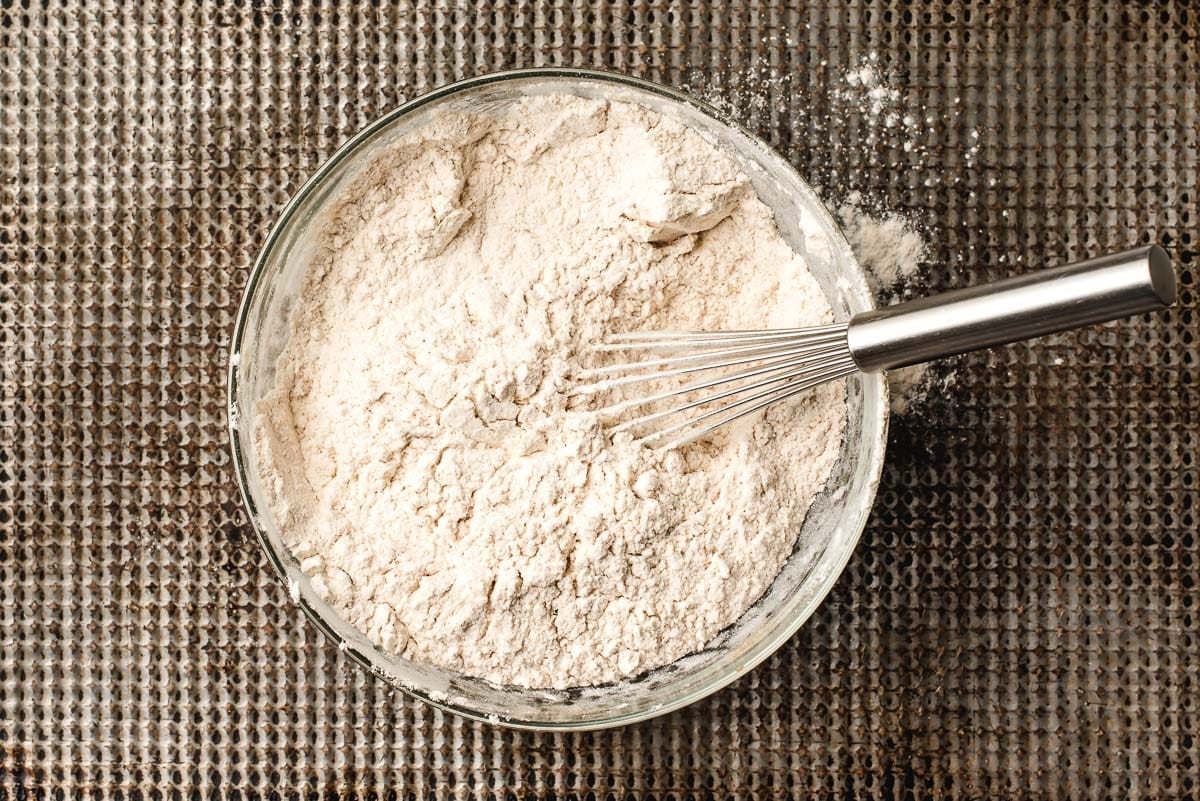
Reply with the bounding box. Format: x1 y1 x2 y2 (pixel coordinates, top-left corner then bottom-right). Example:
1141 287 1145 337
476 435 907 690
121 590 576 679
842 200 940 414
829 61 955 415
837 192 928 294
254 95 846 689
691 52 965 417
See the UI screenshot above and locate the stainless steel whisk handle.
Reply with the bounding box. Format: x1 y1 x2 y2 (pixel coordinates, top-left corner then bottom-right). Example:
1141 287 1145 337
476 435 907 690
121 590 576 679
846 245 1176 373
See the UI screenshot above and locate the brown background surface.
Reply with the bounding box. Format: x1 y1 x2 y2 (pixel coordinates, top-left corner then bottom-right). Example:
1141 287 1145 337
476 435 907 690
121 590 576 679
1 1 1197 798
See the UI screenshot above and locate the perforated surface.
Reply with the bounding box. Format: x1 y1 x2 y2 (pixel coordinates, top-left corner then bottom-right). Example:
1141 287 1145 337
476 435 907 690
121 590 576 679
1 2 1197 798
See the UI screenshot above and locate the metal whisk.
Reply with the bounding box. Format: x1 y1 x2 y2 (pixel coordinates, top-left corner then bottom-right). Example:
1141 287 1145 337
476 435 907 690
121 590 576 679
574 246 1176 449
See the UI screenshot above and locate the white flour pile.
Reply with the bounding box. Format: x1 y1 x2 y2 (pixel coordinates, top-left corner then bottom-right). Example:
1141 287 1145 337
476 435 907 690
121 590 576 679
838 192 928 294
254 95 846 688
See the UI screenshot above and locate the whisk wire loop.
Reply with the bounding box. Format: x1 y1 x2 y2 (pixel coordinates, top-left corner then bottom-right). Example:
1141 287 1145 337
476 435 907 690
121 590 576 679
575 324 855 448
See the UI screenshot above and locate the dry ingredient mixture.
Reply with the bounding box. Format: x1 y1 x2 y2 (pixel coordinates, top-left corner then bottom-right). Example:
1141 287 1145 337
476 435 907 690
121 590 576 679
253 94 846 688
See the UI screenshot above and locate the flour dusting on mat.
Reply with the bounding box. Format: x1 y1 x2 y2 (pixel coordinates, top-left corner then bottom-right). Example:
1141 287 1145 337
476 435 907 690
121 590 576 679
253 95 846 689
838 192 928 294
684 50 962 416
836 192 941 414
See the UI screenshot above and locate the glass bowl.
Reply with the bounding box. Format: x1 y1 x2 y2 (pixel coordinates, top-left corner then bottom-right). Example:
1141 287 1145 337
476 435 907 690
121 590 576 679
227 68 889 730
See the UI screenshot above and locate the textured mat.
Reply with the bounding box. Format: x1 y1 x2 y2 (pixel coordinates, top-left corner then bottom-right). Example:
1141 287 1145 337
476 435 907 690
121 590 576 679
1 1 1197 798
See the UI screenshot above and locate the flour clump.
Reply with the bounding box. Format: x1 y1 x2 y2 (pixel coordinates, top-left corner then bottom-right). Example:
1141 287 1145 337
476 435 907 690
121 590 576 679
254 94 846 688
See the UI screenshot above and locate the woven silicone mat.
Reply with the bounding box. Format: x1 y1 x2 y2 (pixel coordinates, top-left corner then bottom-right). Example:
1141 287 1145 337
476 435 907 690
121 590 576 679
1 1 1197 798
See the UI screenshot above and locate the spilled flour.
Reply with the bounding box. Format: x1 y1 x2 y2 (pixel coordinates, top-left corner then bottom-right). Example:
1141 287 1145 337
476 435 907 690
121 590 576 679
687 51 959 415
837 193 939 414
254 95 846 688
838 192 928 294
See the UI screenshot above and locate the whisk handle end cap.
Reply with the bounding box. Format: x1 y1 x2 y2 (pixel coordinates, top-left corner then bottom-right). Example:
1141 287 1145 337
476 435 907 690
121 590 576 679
1145 244 1177 306
846 244 1176 373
